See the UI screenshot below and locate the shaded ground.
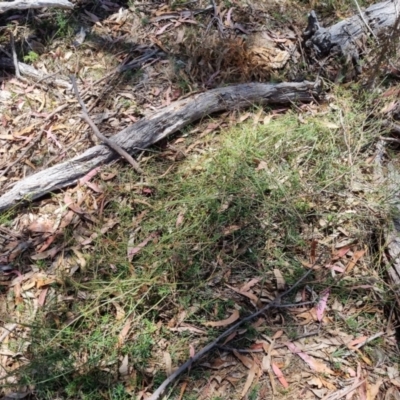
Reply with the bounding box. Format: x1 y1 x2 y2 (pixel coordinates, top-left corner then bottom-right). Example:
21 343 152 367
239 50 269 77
1 0 400 399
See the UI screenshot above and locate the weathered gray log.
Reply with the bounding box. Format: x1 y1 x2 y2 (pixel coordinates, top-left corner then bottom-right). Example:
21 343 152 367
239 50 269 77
0 81 320 212
0 0 73 12
305 1 400 61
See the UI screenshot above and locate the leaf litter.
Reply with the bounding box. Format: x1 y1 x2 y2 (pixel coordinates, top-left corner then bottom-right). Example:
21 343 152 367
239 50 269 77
0 0 399 398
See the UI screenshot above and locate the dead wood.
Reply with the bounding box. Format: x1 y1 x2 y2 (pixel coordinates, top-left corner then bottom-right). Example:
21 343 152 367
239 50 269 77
305 0 400 61
0 0 73 13
71 76 143 174
0 80 320 212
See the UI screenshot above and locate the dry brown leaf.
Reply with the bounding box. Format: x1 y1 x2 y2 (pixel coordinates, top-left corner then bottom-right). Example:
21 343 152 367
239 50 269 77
240 278 261 292
28 220 54 233
177 381 188 400
241 361 258 399
37 234 57 253
226 284 258 304
36 276 57 289
272 362 289 388
223 225 241 236
201 358 236 370
164 351 172 376
286 342 334 375
203 309 240 327
127 232 158 261
380 100 397 114
222 331 237 345
321 121 340 129
118 317 132 347
14 124 37 136
176 211 185 228
233 349 253 369
320 377 336 390
253 109 264 125
261 355 270 372
238 112 251 123
348 336 368 348
354 349 372 366
119 355 129 376
273 330 283 339
273 269 285 290
38 287 49 307
256 160 268 171
345 249 366 273
113 302 126 321
261 338 274 372
31 244 65 260
263 115 272 125
169 325 206 334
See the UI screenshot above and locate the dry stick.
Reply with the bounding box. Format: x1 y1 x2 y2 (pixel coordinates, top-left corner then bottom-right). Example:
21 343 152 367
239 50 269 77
147 268 314 400
10 32 20 79
70 76 143 174
0 104 68 180
352 0 378 41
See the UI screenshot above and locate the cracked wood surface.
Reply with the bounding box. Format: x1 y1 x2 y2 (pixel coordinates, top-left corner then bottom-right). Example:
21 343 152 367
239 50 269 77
305 0 400 58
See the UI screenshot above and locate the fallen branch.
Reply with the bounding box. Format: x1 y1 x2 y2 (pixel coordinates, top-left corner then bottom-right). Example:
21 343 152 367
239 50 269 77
71 76 143 174
147 268 314 400
305 0 400 61
0 80 320 212
0 0 73 12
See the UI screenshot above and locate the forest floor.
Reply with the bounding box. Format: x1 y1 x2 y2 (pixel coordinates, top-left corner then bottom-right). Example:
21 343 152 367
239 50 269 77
1 0 400 399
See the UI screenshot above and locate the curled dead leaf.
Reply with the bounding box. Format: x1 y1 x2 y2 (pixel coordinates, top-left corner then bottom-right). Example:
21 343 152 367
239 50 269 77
203 309 240 327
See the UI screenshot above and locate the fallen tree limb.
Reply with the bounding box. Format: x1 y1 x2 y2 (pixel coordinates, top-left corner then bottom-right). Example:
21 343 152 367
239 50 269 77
0 0 73 12
305 0 400 60
147 268 314 400
0 80 320 212
71 76 143 174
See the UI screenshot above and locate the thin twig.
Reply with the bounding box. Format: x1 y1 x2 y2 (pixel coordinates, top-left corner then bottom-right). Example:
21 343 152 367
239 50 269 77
0 104 68 179
379 136 400 144
352 0 378 42
147 268 314 400
70 76 143 174
10 32 20 79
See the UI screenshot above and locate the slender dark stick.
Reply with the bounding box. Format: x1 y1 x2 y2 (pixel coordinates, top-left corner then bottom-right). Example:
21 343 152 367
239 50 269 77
70 76 143 174
147 268 314 400
10 32 20 79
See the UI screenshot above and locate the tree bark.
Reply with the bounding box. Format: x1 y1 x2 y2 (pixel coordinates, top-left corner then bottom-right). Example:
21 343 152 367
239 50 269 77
305 0 400 60
0 0 73 13
0 81 320 212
